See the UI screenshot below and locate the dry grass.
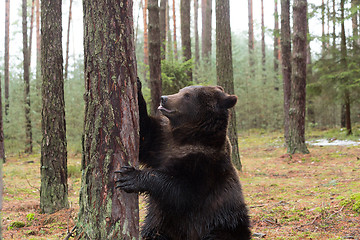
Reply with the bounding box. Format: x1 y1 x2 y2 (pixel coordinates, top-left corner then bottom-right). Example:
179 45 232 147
2 131 360 239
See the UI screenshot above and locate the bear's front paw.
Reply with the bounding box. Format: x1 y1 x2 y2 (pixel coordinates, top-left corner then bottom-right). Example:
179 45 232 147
115 166 142 193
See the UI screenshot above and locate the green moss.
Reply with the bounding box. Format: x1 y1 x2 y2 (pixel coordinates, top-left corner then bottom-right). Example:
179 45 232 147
10 221 26 228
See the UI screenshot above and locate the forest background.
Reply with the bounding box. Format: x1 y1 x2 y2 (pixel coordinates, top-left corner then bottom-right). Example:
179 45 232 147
1 0 359 156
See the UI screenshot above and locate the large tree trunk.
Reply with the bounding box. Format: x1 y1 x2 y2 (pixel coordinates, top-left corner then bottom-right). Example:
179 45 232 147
148 0 162 115
216 0 242 170
64 0 73 80
160 0 166 60
248 0 255 77
194 0 200 66
23 0 33 154
181 0 192 82
202 0 212 61
281 0 291 147
340 0 352 135
5 0 10 117
77 1 139 238
288 0 309 154
172 0 178 59
40 0 69 214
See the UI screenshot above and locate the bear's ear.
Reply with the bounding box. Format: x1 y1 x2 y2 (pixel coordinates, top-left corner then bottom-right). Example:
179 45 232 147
220 95 237 109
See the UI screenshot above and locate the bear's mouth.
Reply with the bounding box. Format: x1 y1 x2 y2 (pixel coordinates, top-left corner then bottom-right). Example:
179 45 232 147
158 105 175 114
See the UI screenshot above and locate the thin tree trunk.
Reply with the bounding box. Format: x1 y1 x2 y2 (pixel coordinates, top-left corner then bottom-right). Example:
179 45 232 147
65 0 73 80
194 0 200 66
23 0 33 154
78 0 139 238
307 13 315 125
216 0 242 170
160 0 166 60
288 0 309 154
29 0 35 67
40 0 68 214
332 0 336 49
166 0 173 58
340 0 352 135
5 0 10 117
248 0 255 76
281 0 292 146
274 0 280 75
148 0 162 115
261 0 266 83
172 0 178 59
352 0 359 53
36 0 41 89
0 75 5 163
321 0 326 53
143 0 149 65
181 0 192 81
202 0 212 61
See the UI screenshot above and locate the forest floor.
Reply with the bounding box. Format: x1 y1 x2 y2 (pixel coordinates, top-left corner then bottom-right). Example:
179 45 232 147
1 128 360 239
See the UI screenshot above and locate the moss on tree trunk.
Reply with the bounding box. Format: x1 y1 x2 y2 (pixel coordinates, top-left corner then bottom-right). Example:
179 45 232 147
77 0 139 239
216 0 242 170
40 0 69 213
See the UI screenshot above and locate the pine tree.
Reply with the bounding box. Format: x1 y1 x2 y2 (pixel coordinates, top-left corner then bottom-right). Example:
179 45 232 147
22 0 33 153
288 0 310 154
281 0 292 146
64 0 73 80
181 0 192 82
148 0 162 115
216 0 242 170
4 0 10 117
77 0 140 238
40 0 69 213
202 0 212 61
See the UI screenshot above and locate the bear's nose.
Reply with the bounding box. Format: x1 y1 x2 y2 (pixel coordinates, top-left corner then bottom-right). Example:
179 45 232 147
160 96 168 105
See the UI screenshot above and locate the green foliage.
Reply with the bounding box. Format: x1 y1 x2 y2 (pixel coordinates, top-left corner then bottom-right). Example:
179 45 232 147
340 193 360 213
161 58 193 95
9 221 26 229
26 213 35 222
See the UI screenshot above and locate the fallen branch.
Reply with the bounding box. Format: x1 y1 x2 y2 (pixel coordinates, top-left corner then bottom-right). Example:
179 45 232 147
64 225 77 240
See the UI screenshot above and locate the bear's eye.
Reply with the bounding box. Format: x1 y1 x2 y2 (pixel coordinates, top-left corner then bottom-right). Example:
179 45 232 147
184 93 191 100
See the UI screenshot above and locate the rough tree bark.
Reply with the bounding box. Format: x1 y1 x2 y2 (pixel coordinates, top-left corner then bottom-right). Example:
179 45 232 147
288 0 310 154
77 0 139 238
281 0 291 147
216 0 242 170
181 0 192 82
148 0 162 115
160 0 166 60
64 0 73 80
40 0 69 214
22 0 33 153
202 0 212 61
5 0 10 117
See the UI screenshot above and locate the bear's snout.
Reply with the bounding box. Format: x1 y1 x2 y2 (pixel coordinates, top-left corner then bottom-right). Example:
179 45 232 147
160 96 168 105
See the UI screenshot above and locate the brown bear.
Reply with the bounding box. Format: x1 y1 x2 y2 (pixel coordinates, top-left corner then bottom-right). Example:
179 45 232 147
115 79 251 240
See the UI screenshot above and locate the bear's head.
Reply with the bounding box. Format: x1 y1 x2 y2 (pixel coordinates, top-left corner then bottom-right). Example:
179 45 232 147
158 86 237 132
